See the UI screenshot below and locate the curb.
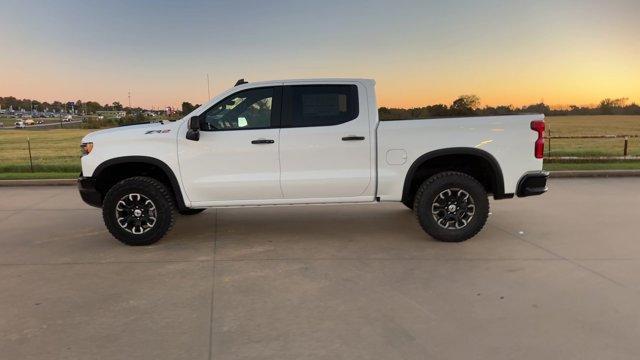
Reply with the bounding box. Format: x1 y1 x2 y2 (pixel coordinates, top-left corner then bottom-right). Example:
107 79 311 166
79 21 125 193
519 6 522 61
0 179 77 187
1 170 640 187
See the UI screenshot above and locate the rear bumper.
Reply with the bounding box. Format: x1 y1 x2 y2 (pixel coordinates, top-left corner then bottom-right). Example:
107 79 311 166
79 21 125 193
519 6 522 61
78 175 102 208
517 171 549 197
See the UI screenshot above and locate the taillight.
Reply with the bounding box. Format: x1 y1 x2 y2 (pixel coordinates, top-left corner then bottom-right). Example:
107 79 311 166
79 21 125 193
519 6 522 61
530 120 545 159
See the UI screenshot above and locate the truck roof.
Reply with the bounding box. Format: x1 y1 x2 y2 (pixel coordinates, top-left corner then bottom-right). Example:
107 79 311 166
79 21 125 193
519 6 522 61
234 78 375 88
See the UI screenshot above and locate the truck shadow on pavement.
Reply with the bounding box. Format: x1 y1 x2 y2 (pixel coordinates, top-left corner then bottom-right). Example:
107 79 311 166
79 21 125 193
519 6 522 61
208 204 537 261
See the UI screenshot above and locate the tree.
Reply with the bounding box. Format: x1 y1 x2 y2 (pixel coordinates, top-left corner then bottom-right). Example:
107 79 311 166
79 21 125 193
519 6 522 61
625 103 640 115
85 101 102 114
451 95 480 116
522 102 550 115
599 98 627 115
51 101 63 112
31 100 41 111
425 104 449 117
378 107 411 120
181 102 199 115
111 101 123 111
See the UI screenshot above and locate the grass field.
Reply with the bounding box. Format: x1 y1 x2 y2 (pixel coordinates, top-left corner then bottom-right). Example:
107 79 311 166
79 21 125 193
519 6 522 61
543 161 640 171
1 115 639 180
546 115 640 157
0 129 90 173
0 172 79 180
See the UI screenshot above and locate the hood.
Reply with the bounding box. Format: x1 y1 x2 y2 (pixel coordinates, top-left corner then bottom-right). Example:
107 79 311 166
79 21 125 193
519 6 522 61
81 121 180 143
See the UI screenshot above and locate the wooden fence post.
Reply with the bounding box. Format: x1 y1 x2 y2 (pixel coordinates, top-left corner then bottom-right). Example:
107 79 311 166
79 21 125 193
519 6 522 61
27 137 34 172
547 126 551 157
624 137 629 157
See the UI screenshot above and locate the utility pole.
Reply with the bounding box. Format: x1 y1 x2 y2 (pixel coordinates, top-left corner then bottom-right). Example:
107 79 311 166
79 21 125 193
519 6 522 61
206 74 211 100
128 90 132 108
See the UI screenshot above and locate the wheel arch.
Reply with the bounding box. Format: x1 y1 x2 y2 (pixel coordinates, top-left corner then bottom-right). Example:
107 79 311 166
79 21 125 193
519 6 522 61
401 148 507 206
92 156 188 210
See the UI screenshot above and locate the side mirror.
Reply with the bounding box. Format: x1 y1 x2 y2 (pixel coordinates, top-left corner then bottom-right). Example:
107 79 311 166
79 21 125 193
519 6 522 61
189 116 201 130
186 116 200 141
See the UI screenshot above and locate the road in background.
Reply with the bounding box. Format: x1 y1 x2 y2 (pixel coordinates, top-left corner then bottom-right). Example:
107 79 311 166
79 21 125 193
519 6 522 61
0 120 82 129
0 178 639 359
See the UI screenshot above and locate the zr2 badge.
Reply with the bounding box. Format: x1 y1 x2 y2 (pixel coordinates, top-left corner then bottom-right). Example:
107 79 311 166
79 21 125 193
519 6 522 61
145 129 171 135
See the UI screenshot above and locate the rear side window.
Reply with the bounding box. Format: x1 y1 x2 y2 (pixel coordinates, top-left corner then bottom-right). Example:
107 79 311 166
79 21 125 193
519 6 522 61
284 85 359 127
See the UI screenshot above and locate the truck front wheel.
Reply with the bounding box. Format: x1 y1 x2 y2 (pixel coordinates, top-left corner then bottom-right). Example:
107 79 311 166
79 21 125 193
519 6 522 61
413 171 489 242
102 176 175 246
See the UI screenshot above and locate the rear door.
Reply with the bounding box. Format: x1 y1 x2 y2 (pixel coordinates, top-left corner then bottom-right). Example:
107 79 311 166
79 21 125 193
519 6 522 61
279 83 373 199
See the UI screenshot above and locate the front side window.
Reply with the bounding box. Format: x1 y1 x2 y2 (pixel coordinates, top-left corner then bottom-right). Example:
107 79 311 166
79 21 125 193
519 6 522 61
286 85 359 127
202 87 275 131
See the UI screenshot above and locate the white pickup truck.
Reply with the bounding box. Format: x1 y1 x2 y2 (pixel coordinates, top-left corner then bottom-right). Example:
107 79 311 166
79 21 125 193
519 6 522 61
78 78 548 246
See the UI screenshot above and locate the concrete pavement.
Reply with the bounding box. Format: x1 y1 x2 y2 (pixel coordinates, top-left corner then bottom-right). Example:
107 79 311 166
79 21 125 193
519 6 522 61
0 178 639 359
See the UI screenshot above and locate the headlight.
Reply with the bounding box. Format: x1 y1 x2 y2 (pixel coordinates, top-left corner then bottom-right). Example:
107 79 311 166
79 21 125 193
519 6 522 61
80 142 93 156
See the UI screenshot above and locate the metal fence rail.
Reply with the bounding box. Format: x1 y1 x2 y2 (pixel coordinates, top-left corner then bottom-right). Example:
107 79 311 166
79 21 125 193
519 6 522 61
546 133 639 159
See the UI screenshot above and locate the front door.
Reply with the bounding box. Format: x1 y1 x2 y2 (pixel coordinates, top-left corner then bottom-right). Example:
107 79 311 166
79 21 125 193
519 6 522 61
178 86 283 204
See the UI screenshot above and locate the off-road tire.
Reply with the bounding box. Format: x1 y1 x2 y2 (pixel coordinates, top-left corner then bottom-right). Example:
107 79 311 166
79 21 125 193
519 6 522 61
102 176 175 246
413 171 489 242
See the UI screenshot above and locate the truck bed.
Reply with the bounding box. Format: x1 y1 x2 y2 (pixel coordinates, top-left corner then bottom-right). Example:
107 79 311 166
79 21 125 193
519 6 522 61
376 114 544 201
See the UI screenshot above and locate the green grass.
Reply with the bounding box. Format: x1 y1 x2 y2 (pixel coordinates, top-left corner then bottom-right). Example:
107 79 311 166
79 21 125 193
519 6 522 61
0 172 78 180
0 129 91 173
543 161 640 171
546 115 640 157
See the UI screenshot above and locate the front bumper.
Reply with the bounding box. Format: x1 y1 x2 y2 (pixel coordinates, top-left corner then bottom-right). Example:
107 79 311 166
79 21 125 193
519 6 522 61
517 171 549 197
78 175 102 207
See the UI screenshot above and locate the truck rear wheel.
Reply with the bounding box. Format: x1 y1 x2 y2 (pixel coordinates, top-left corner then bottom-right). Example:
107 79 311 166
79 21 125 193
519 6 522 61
413 171 489 242
102 176 175 246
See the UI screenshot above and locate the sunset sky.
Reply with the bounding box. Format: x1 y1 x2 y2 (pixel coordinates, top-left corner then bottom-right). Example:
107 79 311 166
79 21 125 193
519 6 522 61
1 0 638 109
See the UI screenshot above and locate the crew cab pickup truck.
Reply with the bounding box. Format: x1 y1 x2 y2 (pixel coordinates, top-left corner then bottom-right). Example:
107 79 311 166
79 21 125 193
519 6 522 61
78 78 548 246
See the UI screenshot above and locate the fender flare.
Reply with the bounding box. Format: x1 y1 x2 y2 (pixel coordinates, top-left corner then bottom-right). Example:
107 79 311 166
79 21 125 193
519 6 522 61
401 147 507 201
93 156 188 210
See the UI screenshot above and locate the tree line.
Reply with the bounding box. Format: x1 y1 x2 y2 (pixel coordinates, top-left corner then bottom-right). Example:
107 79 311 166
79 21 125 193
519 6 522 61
0 96 200 115
380 96 640 120
0 96 144 114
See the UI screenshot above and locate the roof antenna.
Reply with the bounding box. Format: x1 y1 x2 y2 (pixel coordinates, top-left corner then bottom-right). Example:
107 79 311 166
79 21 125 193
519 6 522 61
234 78 248 87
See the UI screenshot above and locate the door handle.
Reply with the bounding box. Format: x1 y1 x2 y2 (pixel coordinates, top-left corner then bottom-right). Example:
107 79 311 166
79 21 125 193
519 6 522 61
251 139 275 144
342 136 365 141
